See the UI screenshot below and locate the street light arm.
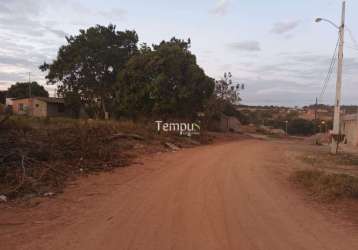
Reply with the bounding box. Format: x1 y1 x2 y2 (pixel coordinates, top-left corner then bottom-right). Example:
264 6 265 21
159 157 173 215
315 17 340 29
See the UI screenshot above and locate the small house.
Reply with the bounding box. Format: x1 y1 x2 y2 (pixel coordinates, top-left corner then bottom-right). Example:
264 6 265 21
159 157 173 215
11 97 71 118
342 114 358 146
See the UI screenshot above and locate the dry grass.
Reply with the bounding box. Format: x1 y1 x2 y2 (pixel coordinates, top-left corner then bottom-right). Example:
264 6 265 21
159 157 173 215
0 116 214 200
301 152 358 167
291 170 358 200
0 117 142 198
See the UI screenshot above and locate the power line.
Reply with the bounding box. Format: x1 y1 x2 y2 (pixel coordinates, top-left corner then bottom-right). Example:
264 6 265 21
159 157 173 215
345 44 358 51
318 38 339 103
346 27 358 48
319 55 336 101
344 28 358 51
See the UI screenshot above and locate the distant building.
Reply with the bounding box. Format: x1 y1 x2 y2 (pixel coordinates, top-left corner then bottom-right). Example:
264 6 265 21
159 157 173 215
342 114 358 146
11 97 71 118
5 98 13 106
212 114 241 133
301 107 333 121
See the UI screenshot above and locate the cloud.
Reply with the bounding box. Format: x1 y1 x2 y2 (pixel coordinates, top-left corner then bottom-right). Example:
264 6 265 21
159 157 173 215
210 0 230 16
0 1 67 93
240 77 316 106
228 41 261 52
271 20 300 34
98 8 128 20
235 49 358 106
0 1 68 39
44 26 68 38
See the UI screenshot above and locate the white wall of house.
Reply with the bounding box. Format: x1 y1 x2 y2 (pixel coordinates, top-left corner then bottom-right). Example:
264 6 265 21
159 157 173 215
32 99 48 117
343 115 358 146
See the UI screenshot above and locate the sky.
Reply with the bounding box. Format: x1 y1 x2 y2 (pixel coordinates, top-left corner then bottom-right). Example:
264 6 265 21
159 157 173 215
0 0 358 107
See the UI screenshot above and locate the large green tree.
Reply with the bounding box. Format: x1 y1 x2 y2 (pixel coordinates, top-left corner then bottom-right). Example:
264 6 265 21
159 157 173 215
40 24 138 118
7 82 49 99
116 38 215 118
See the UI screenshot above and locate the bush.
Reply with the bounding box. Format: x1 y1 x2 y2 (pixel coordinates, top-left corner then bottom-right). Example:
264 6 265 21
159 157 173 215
287 119 315 136
0 118 141 198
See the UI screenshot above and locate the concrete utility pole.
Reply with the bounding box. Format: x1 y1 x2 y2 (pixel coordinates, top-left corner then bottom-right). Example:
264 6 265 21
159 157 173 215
28 72 32 116
316 1 346 154
314 97 318 122
314 97 318 134
28 72 31 98
331 1 346 154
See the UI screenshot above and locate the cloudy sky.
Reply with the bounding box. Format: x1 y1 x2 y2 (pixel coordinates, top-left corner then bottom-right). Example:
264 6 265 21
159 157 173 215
1 0 358 106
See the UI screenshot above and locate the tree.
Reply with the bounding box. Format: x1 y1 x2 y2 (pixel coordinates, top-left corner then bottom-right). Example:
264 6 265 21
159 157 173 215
7 82 49 99
0 91 7 104
205 72 243 121
40 24 138 118
215 72 242 104
116 38 215 118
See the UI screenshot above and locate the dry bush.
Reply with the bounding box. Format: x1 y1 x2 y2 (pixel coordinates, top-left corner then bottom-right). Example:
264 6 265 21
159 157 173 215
0 117 143 198
0 116 212 199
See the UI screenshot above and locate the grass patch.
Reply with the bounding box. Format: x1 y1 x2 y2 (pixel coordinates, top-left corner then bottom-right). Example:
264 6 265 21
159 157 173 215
301 152 358 167
301 155 321 165
291 170 358 200
335 154 358 166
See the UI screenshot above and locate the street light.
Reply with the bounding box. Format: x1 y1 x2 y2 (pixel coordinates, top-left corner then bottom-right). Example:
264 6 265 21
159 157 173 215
321 121 327 133
315 18 340 29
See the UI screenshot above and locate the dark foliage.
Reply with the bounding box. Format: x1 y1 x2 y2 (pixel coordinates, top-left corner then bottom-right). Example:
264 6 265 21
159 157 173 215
7 82 49 99
116 38 215 118
287 118 315 136
40 24 138 118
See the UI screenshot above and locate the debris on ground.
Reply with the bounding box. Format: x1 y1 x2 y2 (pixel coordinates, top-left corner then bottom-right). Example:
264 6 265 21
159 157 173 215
43 192 56 197
184 138 201 146
164 142 180 151
0 195 7 203
108 132 145 141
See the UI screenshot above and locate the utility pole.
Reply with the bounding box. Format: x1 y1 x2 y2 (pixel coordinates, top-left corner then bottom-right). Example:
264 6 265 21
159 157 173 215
331 1 346 154
314 97 318 122
28 72 32 98
28 72 32 116
314 97 318 135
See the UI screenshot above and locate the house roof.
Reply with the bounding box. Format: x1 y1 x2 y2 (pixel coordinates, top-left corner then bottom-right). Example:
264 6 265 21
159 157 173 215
35 97 65 104
12 97 65 104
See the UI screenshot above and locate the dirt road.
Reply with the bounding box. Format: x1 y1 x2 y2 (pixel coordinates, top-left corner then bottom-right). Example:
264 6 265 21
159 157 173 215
2 139 358 250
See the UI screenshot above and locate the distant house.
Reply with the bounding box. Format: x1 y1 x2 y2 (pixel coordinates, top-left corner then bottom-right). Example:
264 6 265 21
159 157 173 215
212 114 241 133
343 114 358 146
301 107 333 121
11 97 71 118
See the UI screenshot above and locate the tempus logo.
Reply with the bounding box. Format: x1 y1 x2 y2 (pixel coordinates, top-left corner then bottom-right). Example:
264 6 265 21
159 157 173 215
155 121 200 136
